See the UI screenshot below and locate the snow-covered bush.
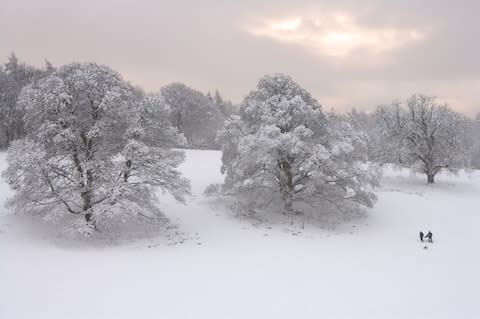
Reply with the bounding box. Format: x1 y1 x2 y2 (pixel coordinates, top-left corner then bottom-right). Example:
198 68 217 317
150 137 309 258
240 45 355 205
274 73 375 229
217 74 379 216
377 94 471 183
2 63 190 235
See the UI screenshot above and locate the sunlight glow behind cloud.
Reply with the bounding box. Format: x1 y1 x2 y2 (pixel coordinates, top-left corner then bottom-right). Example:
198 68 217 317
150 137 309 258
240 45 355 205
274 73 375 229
245 12 425 57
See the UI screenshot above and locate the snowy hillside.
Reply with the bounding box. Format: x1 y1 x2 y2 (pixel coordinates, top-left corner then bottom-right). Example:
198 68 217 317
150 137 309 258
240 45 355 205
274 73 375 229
1 149 480 319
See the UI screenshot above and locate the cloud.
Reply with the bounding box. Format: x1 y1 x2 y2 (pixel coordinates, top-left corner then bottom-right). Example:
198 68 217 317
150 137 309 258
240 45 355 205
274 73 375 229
244 11 426 58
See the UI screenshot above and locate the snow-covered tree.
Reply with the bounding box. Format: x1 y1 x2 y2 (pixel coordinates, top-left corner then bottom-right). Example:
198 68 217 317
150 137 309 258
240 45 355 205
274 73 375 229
0 53 47 148
377 94 471 183
216 115 245 187
3 63 190 234
217 74 378 215
121 93 190 207
345 108 384 162
213 89 236 117
470 115 480 169
161 83 224 148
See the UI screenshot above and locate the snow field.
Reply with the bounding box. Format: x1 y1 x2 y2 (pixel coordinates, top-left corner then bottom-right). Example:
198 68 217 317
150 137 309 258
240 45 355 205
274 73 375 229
1 150 479 319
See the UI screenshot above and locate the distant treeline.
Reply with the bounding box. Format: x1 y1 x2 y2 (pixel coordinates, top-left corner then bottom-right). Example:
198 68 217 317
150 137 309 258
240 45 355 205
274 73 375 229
1 53 479 169
0 53 237 150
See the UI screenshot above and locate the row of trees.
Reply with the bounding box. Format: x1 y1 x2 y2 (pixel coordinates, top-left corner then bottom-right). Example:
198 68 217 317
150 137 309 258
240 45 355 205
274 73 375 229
345 98 477 183
469 114 480 169
0 54 235 150
214 77 476 217
1 56 477 236
161 84 235 149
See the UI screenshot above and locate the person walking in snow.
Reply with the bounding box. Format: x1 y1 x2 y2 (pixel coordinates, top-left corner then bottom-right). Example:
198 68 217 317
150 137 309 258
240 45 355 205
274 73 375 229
419 231 424 242
425 231 433 243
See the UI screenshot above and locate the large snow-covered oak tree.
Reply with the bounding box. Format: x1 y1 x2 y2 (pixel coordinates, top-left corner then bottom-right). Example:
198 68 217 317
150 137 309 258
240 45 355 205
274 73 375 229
217 74 378 216
3 63 190 234
377 94 471 184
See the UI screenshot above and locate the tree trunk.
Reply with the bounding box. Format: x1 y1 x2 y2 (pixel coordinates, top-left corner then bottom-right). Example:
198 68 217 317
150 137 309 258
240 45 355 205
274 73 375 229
427 174 435 184
84 211 93 223
278 159 294 214
82 190 93 222
79 133 96 227
282 193 293 214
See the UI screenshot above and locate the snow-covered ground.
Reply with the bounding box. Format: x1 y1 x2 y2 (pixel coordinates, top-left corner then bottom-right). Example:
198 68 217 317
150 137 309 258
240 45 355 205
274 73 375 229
1 150 479 319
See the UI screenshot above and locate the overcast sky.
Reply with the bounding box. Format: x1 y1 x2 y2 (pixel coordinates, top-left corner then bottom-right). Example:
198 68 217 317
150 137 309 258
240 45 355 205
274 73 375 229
1 0 479 116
